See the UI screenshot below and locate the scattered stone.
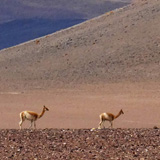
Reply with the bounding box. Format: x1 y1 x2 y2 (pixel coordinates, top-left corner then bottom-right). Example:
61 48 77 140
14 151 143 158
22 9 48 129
0 129 159 159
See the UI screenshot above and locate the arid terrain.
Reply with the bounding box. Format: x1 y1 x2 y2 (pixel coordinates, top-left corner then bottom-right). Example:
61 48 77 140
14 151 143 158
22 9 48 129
0 0 160 159
0 129 160 159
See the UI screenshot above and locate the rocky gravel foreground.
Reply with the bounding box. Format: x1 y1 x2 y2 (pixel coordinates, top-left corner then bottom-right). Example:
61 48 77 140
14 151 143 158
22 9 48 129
0 129 160 160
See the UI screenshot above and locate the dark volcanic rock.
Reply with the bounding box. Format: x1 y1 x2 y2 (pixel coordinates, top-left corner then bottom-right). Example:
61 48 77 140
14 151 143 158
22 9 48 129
0 129 160 159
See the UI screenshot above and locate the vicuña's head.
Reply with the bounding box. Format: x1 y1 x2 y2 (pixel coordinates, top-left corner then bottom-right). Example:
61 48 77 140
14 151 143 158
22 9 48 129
120 109 124 114
43 105 49 111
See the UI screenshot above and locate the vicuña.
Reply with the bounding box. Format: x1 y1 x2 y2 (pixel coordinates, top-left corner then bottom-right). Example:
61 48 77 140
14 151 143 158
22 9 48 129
19 105 49 129
98 109 124 129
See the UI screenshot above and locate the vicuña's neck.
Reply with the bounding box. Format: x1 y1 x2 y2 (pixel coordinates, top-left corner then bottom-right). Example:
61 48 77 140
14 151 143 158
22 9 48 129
38 108 45 118
114 111 121 119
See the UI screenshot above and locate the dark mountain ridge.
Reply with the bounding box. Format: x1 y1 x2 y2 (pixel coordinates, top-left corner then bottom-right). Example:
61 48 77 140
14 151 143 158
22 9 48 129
0 0 131 23
0 0 131 50
0 18 86 50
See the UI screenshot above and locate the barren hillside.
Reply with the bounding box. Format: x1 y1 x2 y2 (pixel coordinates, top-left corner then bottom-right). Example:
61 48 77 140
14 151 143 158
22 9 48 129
0 0 159 91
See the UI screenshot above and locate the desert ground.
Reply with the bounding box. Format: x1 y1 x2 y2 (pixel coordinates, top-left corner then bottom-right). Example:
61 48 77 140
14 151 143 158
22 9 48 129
0 0 160 159
1 128 160 159
1 81 159 159
0 82 160 129
1 82 160 160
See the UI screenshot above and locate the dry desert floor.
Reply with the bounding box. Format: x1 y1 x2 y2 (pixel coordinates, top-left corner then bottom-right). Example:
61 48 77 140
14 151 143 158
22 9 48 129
0 82 159 130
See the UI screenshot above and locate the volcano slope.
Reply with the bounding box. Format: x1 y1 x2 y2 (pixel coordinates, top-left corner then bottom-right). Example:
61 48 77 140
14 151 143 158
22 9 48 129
0 0 159 90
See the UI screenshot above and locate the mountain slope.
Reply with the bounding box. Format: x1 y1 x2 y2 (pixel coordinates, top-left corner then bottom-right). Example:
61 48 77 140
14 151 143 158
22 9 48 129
0 0 159 91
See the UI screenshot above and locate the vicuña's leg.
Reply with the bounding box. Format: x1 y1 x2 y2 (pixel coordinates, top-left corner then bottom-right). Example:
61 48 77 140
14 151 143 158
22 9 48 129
98 120 103 129
19 120 23 129
103 121 106 128
19 112 25 129
29 121 33 129
110 121 113 128
34 121 36 129
98 122 102 129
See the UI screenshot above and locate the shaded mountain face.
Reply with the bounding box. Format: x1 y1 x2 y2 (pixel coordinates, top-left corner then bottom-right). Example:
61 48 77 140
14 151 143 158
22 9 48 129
0 0 132 23
0 0 159 91
0 18 86 50
0 0 131 50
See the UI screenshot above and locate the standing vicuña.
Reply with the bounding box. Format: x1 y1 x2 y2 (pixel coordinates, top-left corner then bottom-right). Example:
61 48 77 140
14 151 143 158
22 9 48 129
98 109 124 129
19 105 49 129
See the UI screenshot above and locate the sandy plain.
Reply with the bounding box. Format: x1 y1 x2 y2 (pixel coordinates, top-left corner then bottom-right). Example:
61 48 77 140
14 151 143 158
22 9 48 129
0 82 159 129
